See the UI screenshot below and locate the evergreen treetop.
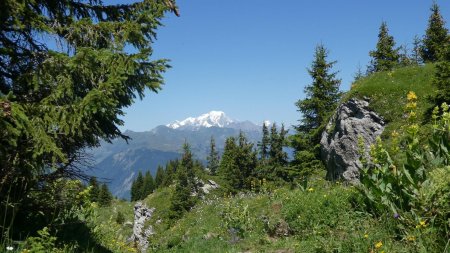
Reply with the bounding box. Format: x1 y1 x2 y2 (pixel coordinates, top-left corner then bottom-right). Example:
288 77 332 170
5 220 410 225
206 136 220 175
368 22 399 72
258 123 270 162
421 2 449 62
295 44 341 136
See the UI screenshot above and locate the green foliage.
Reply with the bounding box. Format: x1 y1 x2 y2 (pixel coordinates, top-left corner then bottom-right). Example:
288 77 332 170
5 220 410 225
295 44 341 134
130 171 144 201
421 2 449 63
358 92 449 246
169 143 198 221
155 165 166 188
23 227 60 253
257 123 270 162
292 44 340 178
0 0 177 246
368 22 400 73
144 171 156 196
115 211 125 225
219 132 257 192
130 170 156 201
88 177 101 203
432 43 450 106
98 183 113 207
347 64 436 137
221 198 253 238
207 136 220 175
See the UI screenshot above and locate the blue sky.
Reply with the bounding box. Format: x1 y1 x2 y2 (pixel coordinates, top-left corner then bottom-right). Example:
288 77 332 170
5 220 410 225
117 0 449 132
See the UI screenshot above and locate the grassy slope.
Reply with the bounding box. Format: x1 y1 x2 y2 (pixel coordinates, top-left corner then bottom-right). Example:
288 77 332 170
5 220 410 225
95 65 440 253
346 64 436 137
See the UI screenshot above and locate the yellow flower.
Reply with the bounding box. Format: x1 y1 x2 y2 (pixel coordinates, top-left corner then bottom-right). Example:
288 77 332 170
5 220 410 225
407 91 417 101
418 220 427 227
364 233 369 238
375 241 383 249
307 187 314 192
407 236 416 241
391 130 399 138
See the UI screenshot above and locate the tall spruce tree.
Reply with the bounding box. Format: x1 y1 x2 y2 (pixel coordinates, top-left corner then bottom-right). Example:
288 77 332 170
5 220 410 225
142 171 155 198
206 136 220 175
169 143 197 220
219 133 257 191
295 44 341 136
98 183 113 207
131 171 144 201
258 123 270 162
368 22 399 72
88 177 100 203
412 35 424 65
219 137 241 191
155 165 165 188
421 2 449 62
292 44 340 173
433 41 450 105
0 0 178 236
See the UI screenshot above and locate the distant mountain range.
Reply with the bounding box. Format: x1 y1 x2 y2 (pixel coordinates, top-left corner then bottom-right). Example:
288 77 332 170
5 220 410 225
88 111 269 198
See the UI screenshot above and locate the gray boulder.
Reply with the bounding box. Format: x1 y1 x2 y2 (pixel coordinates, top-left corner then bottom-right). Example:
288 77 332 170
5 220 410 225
129 202 155 252
320 98 385 182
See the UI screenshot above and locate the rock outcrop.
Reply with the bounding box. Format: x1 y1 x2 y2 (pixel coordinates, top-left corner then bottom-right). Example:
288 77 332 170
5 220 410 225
320 98 385 182
129 202 155 252
199 179 219 195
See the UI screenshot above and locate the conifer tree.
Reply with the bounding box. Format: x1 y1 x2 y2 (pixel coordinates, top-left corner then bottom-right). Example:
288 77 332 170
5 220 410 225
258 123 270 162
98 183 113 207
421 2 449 62
88 177 100 203
295 44 341 136
0 0 178 235
142 171 155 198
368 22 399 72
206 136 220 175
219 137 241 190
181 142 196 192
169 167 194 220
236 132 258 189
412 35 424 65
155 165 165 188
433 42 450 105
131 171 144 201
219 133 257 191
169 143 197 220
353 63 365 82
292 44 340 173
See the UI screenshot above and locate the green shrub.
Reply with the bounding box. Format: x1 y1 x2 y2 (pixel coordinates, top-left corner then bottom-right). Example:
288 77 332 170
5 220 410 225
359 91 450 248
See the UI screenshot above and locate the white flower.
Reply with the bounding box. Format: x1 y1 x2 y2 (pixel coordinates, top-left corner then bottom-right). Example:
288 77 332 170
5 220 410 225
6 246 13 251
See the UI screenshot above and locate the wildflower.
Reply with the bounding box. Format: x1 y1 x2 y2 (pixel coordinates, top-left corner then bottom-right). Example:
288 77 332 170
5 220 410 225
441 102 449 112
419 220 427 227
364 233 369 238
407 236 416 241
407 91 417 101
391 130 399 138
307 187 314 192
6 246 13 251
393 213 400 219
375 241 383 249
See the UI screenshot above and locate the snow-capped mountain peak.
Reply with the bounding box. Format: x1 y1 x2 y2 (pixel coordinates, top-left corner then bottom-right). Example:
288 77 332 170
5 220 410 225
167 111 234 129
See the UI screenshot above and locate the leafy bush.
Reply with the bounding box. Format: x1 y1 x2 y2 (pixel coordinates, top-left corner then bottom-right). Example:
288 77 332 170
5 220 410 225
359 91 450 246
